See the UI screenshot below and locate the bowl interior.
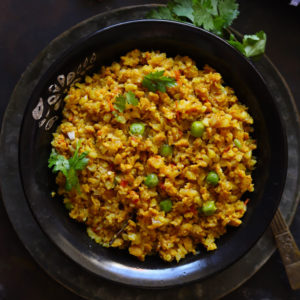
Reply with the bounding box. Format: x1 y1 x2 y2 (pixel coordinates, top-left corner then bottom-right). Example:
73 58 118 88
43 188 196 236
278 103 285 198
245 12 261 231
19 20 287 287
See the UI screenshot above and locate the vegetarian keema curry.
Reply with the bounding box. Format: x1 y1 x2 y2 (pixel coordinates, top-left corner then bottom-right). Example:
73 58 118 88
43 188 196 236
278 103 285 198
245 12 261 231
48 50 256 262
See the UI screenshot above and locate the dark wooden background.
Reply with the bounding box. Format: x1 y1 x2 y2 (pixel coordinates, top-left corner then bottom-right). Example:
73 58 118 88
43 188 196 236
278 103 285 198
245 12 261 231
0 0 300 299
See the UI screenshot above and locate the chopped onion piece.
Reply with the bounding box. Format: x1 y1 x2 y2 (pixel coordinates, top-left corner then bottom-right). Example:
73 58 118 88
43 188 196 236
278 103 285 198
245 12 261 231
67 131 75 140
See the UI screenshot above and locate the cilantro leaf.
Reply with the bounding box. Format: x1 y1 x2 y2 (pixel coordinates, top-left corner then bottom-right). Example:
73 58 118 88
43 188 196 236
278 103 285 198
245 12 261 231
173 0 194 22
142 70 177 92
48 141 89 191
69 142 89 170
147 6 177 21
218 0 239 27
146 0 266 58
112 92 139 123
228 31 267 58
113 94 126 112
243 31 267 57
193 0 218 32
147 0 239 35
125 91 139 106
48 149 69 176
193 0 239 35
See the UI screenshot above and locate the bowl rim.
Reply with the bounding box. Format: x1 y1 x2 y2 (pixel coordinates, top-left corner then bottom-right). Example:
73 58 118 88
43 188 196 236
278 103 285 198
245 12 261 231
17 19 288 288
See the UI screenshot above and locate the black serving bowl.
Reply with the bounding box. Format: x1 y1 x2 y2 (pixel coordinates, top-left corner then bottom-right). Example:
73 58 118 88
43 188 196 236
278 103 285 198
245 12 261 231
19 20 287 288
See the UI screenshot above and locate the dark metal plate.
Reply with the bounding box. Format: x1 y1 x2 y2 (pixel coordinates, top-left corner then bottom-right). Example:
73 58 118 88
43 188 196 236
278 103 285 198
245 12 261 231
0 4 299 299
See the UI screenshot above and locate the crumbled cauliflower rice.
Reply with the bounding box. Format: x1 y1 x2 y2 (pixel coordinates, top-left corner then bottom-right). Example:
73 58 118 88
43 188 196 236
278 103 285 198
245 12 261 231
51 50 256 262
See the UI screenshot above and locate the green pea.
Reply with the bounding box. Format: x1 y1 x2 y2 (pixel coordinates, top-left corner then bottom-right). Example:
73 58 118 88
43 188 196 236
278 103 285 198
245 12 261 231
234 138 242 149
201 201 217 216
144 173 159 188
160 144 173 157
206 171 219 186
64 202 73 211
130 123 145 135
190 121 205 138
160 199 173 213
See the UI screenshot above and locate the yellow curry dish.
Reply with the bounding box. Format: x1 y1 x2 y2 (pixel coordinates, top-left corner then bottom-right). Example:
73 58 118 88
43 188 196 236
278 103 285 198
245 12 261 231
48 49 257 262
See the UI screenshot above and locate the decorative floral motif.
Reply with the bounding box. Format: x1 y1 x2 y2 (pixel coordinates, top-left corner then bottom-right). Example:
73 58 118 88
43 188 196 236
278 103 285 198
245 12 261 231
32 53 96 131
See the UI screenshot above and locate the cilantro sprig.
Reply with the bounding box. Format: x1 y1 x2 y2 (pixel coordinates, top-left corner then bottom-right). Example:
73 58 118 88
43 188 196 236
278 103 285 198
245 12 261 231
112 91 139 123
228 31 267 58
147 0 267 58
114 91 139 112
142 70 177 92
48 141 89 191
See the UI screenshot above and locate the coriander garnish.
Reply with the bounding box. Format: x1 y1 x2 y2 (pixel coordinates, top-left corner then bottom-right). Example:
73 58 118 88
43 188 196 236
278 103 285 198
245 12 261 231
142 70 177 92
147 0 267 58
48 140 89 191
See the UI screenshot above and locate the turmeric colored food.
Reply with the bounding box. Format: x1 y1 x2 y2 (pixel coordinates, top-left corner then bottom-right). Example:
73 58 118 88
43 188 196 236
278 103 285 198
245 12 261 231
50 49 257 262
